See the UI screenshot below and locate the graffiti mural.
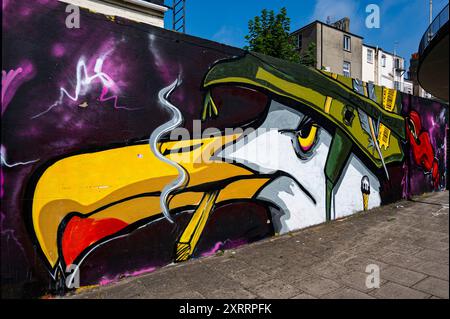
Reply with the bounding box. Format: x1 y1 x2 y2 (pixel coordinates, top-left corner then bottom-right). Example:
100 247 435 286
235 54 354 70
1 1 448 297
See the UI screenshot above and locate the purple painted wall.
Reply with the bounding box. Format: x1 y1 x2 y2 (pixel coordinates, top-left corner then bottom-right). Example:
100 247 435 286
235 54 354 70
1 0 447 298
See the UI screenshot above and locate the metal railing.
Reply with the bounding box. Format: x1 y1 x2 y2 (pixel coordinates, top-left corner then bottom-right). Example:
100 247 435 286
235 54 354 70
419 3 449 56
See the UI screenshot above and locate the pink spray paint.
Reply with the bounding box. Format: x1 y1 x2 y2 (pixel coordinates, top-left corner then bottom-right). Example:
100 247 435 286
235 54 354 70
98 266 157 287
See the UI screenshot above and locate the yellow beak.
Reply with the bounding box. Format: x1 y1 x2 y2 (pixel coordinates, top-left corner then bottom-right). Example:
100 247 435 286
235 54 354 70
31 134 270 269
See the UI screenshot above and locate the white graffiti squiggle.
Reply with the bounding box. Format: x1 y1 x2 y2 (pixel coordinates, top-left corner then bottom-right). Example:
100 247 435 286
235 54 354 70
149 78 186 223
32 56 138 119
0 213 26 256
1 145 39 168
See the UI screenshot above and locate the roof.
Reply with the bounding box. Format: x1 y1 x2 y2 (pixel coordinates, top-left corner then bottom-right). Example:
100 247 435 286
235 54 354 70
146 0 165 6
363 43 378 50
291 20 364 39
362 43 405 60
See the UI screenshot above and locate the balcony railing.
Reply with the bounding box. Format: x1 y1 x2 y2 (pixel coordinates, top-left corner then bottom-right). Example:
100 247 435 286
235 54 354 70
419 3 449 56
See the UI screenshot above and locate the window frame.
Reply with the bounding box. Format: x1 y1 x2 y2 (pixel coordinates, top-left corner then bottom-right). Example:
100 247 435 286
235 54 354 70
343 61 351 77
297 34 303 50
381 54 386 67
367 49 373 64
343 35 351 52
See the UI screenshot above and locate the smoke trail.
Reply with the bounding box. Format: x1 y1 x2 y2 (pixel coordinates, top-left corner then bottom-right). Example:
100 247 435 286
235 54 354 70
149 78 186 223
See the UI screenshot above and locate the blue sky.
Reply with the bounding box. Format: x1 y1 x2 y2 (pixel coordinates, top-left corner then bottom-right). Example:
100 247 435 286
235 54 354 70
165 0 448 69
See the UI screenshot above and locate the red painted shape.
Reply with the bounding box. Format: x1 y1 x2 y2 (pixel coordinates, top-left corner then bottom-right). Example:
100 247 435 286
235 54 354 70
61 216 129 266
407 111 440 188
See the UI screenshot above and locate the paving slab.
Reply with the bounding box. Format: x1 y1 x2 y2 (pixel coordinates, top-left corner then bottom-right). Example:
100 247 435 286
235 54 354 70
369 282 431 299
414 249 449 265
413 261 449 280
381 265 428 287
412 277 449 299
322 287 375 299
64 191 449 300
247 278 300 299
291 274 341 297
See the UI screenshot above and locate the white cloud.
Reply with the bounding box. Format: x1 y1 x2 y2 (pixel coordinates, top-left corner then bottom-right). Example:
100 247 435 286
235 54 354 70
311 0 358 21
211 26 244 47
310 0 361 32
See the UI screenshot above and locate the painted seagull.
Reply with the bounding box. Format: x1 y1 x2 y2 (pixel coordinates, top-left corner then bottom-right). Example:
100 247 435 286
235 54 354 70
27 52 406 285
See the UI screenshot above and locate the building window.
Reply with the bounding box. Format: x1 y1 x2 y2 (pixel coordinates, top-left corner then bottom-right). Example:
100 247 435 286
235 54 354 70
406 86 412 94
367 49 373 64
297 34 303 50
394 81 401 90
394 58 401 69
381 55 386 67
343 35 351 51
343 61 351 77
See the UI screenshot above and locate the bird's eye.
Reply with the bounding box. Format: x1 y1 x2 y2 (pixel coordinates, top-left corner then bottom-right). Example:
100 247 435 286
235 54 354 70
297 120 319 153
407 118 418 140
286 117 320 160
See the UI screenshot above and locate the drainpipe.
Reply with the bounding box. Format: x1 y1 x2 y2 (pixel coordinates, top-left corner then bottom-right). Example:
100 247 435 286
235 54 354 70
394 42 398 90
320 23 323 70
375 46 379 85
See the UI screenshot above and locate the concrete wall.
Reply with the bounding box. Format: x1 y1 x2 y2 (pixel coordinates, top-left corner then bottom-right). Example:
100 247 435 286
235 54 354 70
2 1 448 298
320 24 362 79
403 80 414 95
294 24 317 64
295 22 363 79
377 50 405 89
363 46 409 93
362 45 376 84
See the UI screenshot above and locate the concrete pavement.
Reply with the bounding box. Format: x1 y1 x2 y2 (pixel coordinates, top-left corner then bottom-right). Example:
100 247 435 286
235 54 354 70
64 191 449 299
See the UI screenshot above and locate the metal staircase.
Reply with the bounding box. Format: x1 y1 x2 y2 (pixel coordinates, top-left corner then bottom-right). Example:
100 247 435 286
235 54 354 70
170 0 186 33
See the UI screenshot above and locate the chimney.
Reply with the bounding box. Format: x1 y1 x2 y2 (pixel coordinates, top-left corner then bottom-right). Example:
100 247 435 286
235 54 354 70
331 17 350 32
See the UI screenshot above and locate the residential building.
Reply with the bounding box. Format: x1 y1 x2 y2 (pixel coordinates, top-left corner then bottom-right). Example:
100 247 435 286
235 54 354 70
402 79 414 95
292 18 419 97
60 0 168 27
362 45 376 84
379 48 405 91
291 17 363 80
362 44 407 92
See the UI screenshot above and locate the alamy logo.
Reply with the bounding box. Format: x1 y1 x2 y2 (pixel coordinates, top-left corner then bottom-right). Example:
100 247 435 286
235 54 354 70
65 5 80 29
65 264 80 289
365 264 380 289
366 4 381 29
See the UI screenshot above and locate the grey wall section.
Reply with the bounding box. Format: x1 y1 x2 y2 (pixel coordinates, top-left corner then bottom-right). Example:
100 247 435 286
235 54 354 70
320 24 363 79
1 0 448 298
294 23 317 61
293 22 363 78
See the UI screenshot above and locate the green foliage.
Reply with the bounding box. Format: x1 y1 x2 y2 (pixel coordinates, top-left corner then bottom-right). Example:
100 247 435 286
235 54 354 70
300 42 317 67
244 7 300 63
